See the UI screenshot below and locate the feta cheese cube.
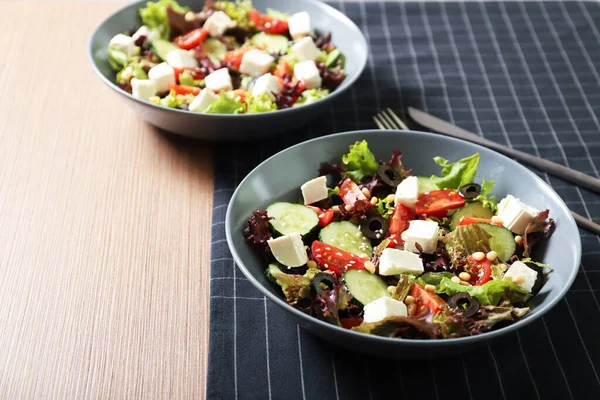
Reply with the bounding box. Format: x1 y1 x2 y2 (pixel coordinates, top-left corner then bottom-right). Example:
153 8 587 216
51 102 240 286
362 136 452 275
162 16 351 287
395 176 419 209
189 89 219 113
205 68 233 92
251 73 281 101
301 176 328 205
203 11 236 37
363 297 408 323
148 62 175 93
497 195 539 235
130 78 156 101
293 60 322 89
267 232 308 268
291 36 320 62
166 49 198 69
132 25 158 44
503 261 538 292
401 220 440 254
288 11 313 40
379 248 424 276
240 49 275 76
109 33 135 57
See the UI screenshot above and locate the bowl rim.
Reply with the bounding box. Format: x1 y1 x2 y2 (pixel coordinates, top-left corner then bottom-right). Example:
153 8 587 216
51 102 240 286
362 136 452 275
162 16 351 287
226 129 582 347
87 0 369 118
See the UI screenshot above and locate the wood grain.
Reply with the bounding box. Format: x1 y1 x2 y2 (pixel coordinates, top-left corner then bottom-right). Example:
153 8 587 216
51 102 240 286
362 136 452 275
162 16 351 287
0 2 212 398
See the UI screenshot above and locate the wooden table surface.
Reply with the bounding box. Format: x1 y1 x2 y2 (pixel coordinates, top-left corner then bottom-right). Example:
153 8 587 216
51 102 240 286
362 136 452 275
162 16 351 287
0 2 213 398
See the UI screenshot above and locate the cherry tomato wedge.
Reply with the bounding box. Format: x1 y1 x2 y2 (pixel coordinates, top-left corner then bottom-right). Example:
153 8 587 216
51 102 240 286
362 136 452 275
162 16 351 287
173 28 209 50
168 83 201 95
273 60 292 80
410 283 446 315
308 206 335 227
340 317 363 329
232 89 248 104
249 9 289 34
223 47 255 69
459 217 492 226
388 204 414 237
311 241 366 275
415 190 466 219
467 256 492 286
339 178 367 207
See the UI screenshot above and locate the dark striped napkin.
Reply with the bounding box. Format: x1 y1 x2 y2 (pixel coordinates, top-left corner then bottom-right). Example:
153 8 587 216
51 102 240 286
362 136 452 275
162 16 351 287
208 2 600 399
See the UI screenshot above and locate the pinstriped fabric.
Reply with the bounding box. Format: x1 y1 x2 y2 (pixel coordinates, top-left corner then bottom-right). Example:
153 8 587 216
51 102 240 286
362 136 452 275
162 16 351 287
207 2 600 399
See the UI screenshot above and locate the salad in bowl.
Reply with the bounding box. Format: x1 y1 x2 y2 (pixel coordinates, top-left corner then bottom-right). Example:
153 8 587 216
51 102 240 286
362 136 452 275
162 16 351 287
106 0 346 114
242 140 555 340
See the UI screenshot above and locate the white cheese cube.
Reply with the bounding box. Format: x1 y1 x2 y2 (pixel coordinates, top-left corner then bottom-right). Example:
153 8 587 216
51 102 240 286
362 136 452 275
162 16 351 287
503 261 538 293
189 89 219 113
267 232 308 268
300 176 328 205
130 78 156 101
363 297 408 323
251 73 281 101
497 195 539 235
240 49 275 76
379 248 424 276
203 11 236 37
205 68 233 92
401 220 440 254
288 11 313 40
109 33 135 57
291 37 319 62
166 49 198 69
293 60 322 89
395 176 419 210
132 25 158 44
148 62 175 93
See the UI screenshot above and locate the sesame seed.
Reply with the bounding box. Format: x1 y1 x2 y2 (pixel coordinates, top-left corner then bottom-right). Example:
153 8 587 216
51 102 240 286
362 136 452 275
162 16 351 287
336 252 342 256
349 260 356 264
324 263 329 268
316 254 322 258
315 248 321 252
319 214 324 219
325 247 331 250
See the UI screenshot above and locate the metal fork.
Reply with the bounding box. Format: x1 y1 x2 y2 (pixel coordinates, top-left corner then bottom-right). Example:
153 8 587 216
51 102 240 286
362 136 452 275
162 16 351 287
373 108 600 235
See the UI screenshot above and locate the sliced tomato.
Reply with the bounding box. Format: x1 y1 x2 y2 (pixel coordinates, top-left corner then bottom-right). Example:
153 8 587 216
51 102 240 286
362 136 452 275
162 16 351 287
168 83 201 95
388 204 414 236
459 217 492 226
173 67 205 83
223 46 255 69
173 28 209 50
410 283 446 315
249 9 289 34
308 206 334 227
339 178 367 207
340 317 363 329
311 241 366 275
273 60 292 79
415 190 466 219
467 256 492 286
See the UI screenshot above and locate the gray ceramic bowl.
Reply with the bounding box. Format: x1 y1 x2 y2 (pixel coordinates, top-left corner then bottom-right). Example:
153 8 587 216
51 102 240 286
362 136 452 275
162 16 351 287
226 130 581 358
88 0 367 141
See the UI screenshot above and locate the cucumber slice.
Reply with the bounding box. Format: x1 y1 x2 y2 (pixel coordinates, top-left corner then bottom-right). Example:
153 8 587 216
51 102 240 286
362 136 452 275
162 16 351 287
151 39 179 61
450 202 494 231
417 176 439 193
204 38 228 64
250 32 289 52
266 202 319 236
343 270 390 306
325 49 341 67
319 221 373 257
477 223 516 262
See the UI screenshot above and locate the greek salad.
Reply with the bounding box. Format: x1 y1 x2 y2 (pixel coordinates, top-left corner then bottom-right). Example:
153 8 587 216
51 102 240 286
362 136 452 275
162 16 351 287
107 0 346 113
243 141 555 339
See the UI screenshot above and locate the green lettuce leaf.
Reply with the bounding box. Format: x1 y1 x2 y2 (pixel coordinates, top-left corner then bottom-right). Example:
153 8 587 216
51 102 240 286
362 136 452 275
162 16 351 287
417 272 454 289
246 92 278 113
293 88 330 107
376 196 394 219
327 186 340 197
108 48 129 71
430 153 480 190
436 277 531 306
471 179 498 212
341 140 379 182
215 0 254 29
157 89 189 108
116 61 148 84
491 264 505 281
434 305 529 337
178 70 203 87
279 52 298 69
205 91 245 114
266 264 320 306
352 314 440 339
443 224 492 267
139 0 188 40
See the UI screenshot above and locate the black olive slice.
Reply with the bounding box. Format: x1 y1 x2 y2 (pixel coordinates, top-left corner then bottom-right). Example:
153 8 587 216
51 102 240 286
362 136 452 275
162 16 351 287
448 292 480 318
278 264 308 276
361 215 389 240
524 262 545 295
459 183 482 199
377 164 403 188
310 273 337 297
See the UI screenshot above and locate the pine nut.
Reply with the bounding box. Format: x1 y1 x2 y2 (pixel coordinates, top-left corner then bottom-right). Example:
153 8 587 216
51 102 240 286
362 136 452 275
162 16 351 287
424 284 437 292
472 252 485 261
486 250 498 261
332 205 341 213
408 303 417 316
515 235 523 245
386 194 396 203
459 281 471 286
451 276 461 284
404 295 415 305
500 263 508 271
370 196 378 206
459 272 471 281
185 11 196 21
307 260 317 269
387 285 396 294
364 261 376 274
491 216 504 225
361 187 371 198
345 204 354 212
512 275 525 285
